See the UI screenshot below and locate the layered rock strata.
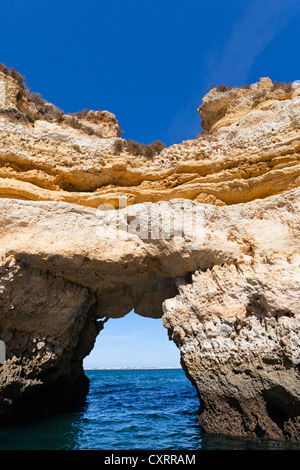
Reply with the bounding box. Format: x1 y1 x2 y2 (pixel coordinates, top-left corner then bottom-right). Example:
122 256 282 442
0 70 299 440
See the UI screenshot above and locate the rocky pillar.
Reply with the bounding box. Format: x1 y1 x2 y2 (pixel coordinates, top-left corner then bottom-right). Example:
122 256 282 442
163 263 300 441
0 256 101 418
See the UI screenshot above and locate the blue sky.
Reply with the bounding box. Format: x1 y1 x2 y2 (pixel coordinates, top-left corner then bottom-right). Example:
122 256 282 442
1 0 300 146
83 311 180 369
1 0 299 367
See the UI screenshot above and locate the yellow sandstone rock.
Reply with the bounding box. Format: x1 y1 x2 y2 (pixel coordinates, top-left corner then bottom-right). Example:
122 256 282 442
0 74 299 207
0 68 299 441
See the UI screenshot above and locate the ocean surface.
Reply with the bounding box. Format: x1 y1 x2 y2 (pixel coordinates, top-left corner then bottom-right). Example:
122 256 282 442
0 369 299 450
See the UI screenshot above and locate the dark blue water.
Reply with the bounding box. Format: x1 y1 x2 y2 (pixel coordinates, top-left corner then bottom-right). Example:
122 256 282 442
0 369 298 450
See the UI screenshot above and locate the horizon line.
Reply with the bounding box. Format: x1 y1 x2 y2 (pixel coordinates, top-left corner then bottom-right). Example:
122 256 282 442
84 367 182 370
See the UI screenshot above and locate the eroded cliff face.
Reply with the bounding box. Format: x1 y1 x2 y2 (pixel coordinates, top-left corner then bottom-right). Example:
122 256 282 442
0 69 299 440
163 189 300 440
0 74 299 207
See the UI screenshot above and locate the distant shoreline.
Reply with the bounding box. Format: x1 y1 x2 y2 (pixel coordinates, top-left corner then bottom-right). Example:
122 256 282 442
84 367 182 370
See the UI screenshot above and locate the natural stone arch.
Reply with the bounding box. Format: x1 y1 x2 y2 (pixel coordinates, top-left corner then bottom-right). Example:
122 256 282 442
0 256 186 418
0 71 299 442
0 191 299 441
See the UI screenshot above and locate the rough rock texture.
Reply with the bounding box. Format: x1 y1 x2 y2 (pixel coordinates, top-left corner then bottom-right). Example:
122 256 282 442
0 256 98 417
163 191 300 440
0 76 299 207
0 70 299 440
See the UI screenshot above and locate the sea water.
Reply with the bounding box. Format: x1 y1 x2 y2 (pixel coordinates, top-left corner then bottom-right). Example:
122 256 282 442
0 369 298 450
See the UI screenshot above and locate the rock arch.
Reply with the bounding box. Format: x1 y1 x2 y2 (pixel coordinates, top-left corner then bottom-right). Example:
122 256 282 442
0 191 299 441
0 73 299 440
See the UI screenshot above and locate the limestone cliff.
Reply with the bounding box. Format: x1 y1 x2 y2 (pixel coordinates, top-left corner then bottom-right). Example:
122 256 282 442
0 74 299 207
0 68 299 441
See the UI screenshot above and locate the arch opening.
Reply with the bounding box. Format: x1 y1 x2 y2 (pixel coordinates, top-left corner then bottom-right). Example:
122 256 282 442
79 309 201 449
83 309 181 370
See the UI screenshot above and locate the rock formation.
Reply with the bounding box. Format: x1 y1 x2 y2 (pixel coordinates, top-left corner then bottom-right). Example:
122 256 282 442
0 68 299 440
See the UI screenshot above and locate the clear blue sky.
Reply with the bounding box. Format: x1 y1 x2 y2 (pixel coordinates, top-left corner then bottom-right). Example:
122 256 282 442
83 311 180 369
1 0 300 367
1 0 300 146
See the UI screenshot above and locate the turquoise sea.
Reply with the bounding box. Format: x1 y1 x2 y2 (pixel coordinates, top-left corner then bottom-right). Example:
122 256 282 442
0 369 298 450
